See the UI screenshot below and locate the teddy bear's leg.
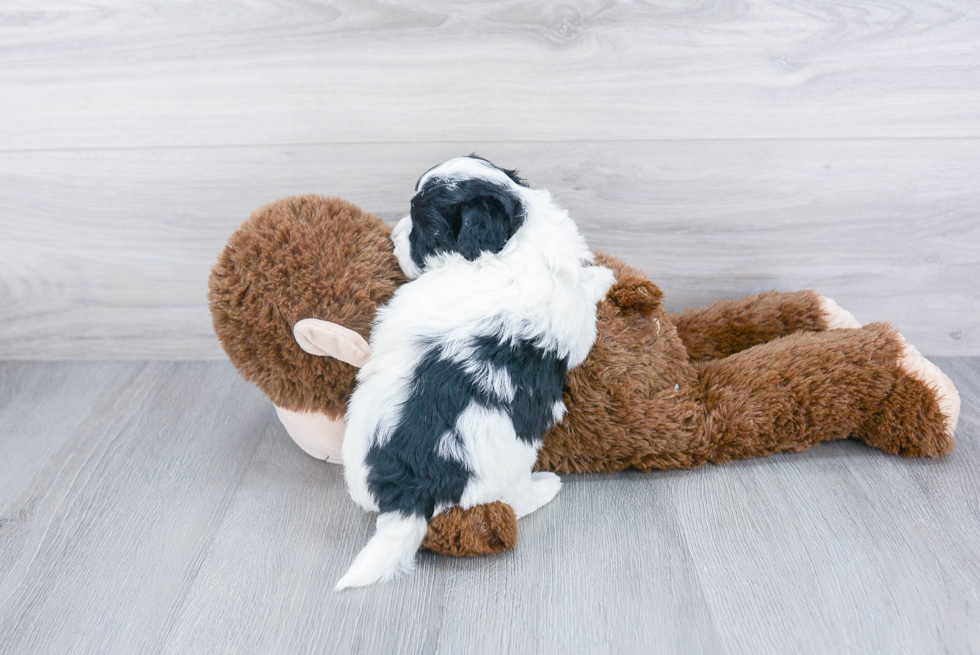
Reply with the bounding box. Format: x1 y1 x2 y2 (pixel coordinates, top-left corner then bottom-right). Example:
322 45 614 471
670 290 859 361
692 322 957 465
855 333 959 457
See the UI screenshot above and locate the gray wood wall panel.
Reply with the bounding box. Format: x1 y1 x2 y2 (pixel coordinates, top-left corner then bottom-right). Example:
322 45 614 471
1 359 978 654
1 0 978 358
0 140 976 358
1 0 979 149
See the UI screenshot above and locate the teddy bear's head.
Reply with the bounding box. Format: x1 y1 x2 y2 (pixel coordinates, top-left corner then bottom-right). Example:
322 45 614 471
208 195 406 460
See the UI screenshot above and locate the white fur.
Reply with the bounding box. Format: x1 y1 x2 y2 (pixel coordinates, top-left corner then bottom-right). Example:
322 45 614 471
509 471 563 519
339 157 614 588
437 431 467 463
817 294 862 330
391 214 420 280
416 155 516 192
443 345 516 402
334 513 428 590
453 401 543 511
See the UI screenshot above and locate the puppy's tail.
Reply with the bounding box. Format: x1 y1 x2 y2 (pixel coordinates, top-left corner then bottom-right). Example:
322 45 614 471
335 512 428 590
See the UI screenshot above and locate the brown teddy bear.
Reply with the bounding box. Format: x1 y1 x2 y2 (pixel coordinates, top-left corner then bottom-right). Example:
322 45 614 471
209 194 960 556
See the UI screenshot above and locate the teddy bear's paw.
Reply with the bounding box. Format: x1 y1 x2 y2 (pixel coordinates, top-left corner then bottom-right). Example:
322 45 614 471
817 295 861 330
898 336 961 439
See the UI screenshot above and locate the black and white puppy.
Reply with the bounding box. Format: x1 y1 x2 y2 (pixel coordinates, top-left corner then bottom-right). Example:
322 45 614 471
336 156 615 589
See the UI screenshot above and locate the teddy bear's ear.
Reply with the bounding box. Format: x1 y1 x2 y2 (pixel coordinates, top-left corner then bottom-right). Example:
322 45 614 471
293 318 371 368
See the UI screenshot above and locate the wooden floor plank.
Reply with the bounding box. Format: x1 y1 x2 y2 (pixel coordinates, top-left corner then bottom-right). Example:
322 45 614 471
434 472 726 655
1 0 978 149
0 362 129 509
0 362 271 655
158 417 447 655
1 360 977 653
1 139 976 359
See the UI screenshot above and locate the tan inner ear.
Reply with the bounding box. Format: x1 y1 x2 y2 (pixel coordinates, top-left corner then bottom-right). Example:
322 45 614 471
293 318 371 368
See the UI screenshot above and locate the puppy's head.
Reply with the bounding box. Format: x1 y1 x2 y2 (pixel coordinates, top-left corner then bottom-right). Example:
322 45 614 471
392 156 529 278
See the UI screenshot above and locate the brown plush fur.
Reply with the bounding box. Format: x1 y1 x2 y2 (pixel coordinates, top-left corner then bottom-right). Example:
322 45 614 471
208 195 405 417
671 290 829 361
209 196 955 558
421 502 518 555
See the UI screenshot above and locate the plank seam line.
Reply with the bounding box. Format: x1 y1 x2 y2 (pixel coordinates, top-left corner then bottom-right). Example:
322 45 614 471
2 135 980 155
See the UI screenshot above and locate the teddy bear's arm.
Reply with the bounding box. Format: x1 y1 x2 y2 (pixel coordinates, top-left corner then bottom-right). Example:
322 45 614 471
668 290 850 361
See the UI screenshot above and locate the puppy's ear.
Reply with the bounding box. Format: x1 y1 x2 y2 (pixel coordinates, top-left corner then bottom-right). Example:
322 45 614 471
456 197 513 261
408 198 458 272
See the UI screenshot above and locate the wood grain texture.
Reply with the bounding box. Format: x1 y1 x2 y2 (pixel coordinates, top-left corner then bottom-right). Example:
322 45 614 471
0 361 128 508
432 473 725 655
0 362 272 654
158 415 448 655
0 140 976 358
0 359 978 654
1 0 979 149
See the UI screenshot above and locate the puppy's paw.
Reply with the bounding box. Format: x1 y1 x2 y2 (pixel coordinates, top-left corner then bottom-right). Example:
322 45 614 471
510 472 563 519
580 265 617 304
530 471 563 502
817 294 861 330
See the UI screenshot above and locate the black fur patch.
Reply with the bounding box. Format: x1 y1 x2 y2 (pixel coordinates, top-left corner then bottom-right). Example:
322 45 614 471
470 334 567 443
364 333 567 518
409 168 526 271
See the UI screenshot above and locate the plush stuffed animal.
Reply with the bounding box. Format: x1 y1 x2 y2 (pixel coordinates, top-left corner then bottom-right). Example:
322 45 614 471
209 194 961 556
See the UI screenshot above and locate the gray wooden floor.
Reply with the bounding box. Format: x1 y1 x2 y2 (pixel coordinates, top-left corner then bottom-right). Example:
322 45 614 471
1 359 978 654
